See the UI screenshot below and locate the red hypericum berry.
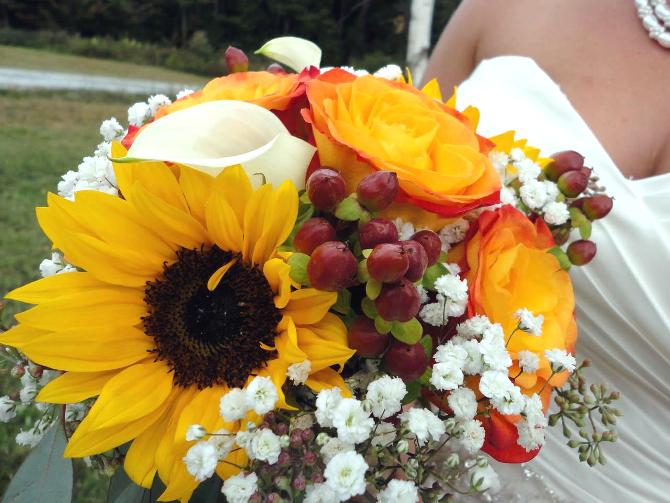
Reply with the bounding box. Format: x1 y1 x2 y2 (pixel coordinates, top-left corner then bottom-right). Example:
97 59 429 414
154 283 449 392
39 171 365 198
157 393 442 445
410 230 442 265
383 340 429 381
273 422 288 436
367 243 409 283
375 278 421 322
356 171 399 211
557 170 589 198
307 241 357 291
224 46 249 73
306 168 347 210
545 150 585 181
567 239 597 265
278 450 291 466
359 218 399 249
289 429 303 447
294 217 337 254
304 450 318 466
266 63 286 74
401 240 429 281
578 195 614 220
551 226 571 246
292 474 307 491
348 316 390 357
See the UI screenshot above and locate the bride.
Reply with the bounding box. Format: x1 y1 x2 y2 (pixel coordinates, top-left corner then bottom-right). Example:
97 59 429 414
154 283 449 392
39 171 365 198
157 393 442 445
425 1 670 501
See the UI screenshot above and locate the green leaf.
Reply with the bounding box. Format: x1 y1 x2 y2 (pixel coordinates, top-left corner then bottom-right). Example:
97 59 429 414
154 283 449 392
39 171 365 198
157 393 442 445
366 279 382 300
287 253 311 286
333 289 352 315
578 219 592 239
403 380 422 404
548 246 571 270
361 297 378 319
391 318 423 344
374 316 393 335
422 262 449 290
107 468 145 503
361 248 373 258
357 259 370 283
334 196 365 221
2 425 73 503
418 367 433 386
419 335 433 358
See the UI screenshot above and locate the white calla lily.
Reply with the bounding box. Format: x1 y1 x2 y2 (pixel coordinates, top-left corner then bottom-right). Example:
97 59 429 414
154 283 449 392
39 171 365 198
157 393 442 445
255 36 322 72
118 100 315 189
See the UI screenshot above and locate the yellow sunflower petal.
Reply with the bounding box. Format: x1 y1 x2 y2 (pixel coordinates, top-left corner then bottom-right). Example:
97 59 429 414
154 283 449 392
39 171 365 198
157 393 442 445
250 180 299 266
124 408 174 488
130 182 208 250
297 328 354 373
241 184 273 263
282 288 337 325
212 165 252 228
263 258 292 309
205 193 243 253
173 386 229 444
305 368 352 396
156 387 199 482
207 257 238 291
275 316 307 364
14 326 153 372
75 361 173 431
158 462 199 503
5 272 110 304
15 289 145 330
179 165 215 225
256 358 292 410
37 370 118 403
216 447 248 480
0 323 49 347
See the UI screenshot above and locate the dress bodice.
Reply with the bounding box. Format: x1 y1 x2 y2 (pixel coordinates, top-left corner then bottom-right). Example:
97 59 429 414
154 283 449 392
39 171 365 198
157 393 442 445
458 56 670 502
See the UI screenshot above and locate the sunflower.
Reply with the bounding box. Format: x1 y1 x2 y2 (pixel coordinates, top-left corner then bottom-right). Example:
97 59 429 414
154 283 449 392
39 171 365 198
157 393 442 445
1 149 354 501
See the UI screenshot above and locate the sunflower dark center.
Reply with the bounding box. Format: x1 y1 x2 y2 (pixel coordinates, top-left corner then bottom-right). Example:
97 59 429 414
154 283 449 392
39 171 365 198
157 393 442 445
143 246 281 388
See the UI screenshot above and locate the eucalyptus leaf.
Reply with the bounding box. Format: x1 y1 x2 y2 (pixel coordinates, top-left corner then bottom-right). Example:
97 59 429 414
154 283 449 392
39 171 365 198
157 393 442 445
361 297 378 319
548 246 572 270
419 335 433 358
287 253 311 286
422 262 449 291
390 318 423 344
357 259 370 283
402 380 422 404
107 468 145 503
374 316 393 335
334 196 365 221
365 279 382 300
2 425 73 503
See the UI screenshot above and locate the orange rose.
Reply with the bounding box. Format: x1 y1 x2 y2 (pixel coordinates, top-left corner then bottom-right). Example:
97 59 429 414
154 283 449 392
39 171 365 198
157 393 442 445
303 69 501 217
461 205 577 461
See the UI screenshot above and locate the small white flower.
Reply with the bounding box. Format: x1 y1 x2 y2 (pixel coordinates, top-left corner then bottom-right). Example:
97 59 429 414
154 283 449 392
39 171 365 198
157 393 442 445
332 398 374 444
245 376 278 415
416 284 430 304
315 387 343 427
470 464 501 493
545 349 577 372
99 117 124 141
304 483 338 503
247 428 281 464
183 441 218 481
479 371 513 401
445 262 461 276
287 359 311 385
543 201 570 225
207 429 235 459
235 430 252 450
186 424 207 441
39 252 66 277
147 94 171 115
430 362 464 391
419 301 448 327
19 382 37 404
324 451 368 501
516 418 546 451
127 102 151 126
459 339 484 375
370 421 396 447
57 170 79 199
519 179 548 209
456 316 492 339
15 427 45 447
523 394 545 423
514 308 543 336
499 186 518 206
489 151 510 179
439 218 469 246
374 64 403 80
0 396 17 423
510 147 525 162
63 403 85 421
515 158 541 184
435 341 468 367
517 350 540 373
377 479 418 503
447 387 477 419
340 65 369 77
366 376 406 419
543 180 560 202
479 325 512 371
176 88 195 100
434 274 468 303
219 388 248 421
222 472 258 503
394 218 416 241
459 419 485 453
400 408 445 445
320 436 355 463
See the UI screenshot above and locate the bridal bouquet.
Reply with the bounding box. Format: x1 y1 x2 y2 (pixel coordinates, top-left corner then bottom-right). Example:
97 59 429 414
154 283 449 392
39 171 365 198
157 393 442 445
0 38 620 502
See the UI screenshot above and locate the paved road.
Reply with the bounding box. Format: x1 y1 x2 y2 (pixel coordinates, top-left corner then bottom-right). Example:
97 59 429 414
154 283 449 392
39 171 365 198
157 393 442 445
0 67 200 95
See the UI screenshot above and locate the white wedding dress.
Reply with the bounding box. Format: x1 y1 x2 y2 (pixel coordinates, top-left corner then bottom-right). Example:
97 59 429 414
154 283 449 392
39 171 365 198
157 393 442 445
457 56 670 502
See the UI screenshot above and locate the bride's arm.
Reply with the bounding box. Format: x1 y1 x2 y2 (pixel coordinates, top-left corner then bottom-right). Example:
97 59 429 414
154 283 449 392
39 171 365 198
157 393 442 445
422 0 487 91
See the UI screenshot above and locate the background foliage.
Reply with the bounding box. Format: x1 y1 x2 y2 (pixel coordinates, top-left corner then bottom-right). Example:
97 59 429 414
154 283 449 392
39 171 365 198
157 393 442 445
0 0 460 75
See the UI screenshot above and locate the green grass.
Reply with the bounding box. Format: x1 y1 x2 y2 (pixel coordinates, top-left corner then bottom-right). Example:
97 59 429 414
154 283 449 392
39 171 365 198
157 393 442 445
0 89 142 501
0 45 208 86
